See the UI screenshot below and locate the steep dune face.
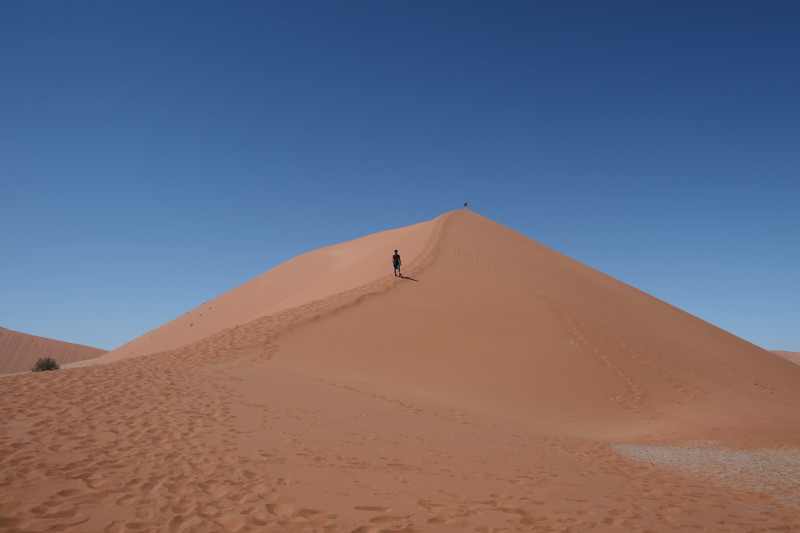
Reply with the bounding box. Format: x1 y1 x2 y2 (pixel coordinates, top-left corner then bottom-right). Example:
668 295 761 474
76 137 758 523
99 216 441 363
0 327 106 374
277 210 800 438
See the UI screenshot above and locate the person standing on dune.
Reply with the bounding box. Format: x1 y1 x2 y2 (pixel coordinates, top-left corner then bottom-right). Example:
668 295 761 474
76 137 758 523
393 250 402 277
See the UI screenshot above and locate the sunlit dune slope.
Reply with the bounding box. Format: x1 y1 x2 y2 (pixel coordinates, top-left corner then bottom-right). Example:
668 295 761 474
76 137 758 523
0 327 106 374
99 216 439 363
277 210 800 438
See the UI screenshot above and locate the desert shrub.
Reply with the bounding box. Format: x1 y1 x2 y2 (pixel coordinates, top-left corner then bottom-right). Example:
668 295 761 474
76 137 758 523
31 357 60 372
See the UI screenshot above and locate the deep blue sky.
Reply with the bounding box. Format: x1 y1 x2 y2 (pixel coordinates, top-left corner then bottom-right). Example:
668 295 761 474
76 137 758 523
2 1 798 351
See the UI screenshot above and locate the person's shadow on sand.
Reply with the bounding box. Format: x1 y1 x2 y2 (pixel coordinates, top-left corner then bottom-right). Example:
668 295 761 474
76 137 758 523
399 275 419 282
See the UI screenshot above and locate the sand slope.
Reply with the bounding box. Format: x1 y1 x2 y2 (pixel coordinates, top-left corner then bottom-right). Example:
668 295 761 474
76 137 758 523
278 210 800 439
774 351 800 365
3 209 800 532
0 327 106 374
100 216 438 363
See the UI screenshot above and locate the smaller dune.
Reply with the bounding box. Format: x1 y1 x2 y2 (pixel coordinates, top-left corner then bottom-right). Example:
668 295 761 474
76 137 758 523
0 327 107 374
774 351 800 365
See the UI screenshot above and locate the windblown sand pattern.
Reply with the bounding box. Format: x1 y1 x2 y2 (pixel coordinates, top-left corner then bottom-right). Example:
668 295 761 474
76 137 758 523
2 210 799 532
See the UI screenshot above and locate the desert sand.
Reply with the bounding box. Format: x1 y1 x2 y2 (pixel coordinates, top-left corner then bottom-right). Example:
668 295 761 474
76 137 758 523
0 327 107 375
2 209 799 532
101 218 436 364
774 351 800 366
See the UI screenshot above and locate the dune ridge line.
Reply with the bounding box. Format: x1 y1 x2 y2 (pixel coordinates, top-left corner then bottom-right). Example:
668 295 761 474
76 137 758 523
95 211 454 368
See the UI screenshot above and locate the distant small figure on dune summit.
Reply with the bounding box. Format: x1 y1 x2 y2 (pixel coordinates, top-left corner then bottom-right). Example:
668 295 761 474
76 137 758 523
464 202 468 209
393 249 402 277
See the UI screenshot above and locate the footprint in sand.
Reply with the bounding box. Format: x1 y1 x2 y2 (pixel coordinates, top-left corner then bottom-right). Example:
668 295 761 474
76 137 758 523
265 503 295 518
354 505 391 512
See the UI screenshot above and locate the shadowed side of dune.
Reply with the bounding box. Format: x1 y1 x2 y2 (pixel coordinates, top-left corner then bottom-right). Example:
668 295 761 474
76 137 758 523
98 215 442 364
276 210 800 439
0 327 107 374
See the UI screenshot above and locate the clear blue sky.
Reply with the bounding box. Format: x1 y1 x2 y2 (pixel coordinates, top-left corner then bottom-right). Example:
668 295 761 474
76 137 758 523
2 1 798 352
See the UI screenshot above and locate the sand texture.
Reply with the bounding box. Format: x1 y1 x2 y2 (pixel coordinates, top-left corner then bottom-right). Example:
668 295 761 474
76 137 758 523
2 210 800 532
0 327 107 375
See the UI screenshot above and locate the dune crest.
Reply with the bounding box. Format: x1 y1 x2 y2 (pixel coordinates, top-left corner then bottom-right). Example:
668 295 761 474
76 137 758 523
99 215 442 363
277 209 800 439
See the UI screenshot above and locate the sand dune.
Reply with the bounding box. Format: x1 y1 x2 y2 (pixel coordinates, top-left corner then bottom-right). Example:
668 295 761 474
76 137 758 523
774 351 800 365
2 209 799 532
278 210 800 440
99 217 438 363
0 327 106 374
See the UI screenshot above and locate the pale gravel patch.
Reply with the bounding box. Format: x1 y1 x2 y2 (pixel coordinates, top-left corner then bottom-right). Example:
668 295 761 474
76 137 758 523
614 443 800 507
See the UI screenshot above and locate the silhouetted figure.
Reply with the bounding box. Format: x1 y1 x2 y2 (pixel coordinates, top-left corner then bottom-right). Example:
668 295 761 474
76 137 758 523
464 202 468 209
392 250 402 277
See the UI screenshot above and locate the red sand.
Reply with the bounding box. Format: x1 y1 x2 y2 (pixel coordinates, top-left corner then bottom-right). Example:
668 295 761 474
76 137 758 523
774 351 800 365
0 327 106 374
2 210 799 532
100 218 436 364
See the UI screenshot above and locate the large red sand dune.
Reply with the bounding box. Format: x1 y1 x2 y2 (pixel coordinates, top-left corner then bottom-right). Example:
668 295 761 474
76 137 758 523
0 327 106 374
3 209 799 532
277 210 800 439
